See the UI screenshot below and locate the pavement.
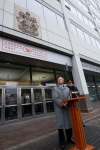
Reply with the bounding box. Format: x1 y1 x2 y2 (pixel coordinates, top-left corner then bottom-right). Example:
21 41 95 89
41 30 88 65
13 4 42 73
0 101 100 150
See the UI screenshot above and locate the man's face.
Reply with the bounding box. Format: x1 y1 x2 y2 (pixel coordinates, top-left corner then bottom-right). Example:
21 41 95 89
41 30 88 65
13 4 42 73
57 77 64 85
68 80 73 86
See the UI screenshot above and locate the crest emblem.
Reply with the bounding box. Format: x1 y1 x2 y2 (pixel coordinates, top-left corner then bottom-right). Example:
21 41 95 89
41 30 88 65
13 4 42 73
15 6 40 37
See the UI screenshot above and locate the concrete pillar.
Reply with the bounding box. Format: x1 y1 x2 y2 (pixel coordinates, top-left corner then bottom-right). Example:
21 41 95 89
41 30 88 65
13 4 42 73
60 0 93 112
72 54 93 112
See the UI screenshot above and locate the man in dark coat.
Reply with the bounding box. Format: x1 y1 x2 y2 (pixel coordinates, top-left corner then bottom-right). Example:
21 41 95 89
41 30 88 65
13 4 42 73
67 80 79 98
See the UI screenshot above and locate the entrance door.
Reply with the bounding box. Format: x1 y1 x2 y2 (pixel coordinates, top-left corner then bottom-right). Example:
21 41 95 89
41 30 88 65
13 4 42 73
1 86 55 123
45 88 54 113
21 88 32 117
33 88 44 115
87 83 97 101
5 87 18 120
0 89 3 121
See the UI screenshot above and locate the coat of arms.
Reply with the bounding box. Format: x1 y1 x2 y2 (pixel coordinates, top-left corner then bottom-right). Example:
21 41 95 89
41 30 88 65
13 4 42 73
15 6 40 37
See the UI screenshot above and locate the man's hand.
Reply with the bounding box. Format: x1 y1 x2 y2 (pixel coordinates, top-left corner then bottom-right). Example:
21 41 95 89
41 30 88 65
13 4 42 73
59 99 68 108
59 101 65 107
63 99 68 106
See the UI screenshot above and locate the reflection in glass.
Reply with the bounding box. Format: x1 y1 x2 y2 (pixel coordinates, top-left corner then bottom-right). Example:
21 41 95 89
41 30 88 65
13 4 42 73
0 62 30 86
34 89 42 102
21 89 31 104
5 88 17 105
97 83 100 98
22 105 32 117
46 102 54 113
35 103 44 115
5 106 18 120
0 108 1 120
0 89 2 105
88 84 97 101
32 67 55 86
45 89 52 99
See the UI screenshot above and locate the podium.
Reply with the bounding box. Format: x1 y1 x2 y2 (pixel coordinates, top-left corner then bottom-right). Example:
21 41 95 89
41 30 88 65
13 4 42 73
68 96 95 150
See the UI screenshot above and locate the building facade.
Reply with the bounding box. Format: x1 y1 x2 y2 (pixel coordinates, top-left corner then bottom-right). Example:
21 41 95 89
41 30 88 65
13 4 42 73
0 0 100 123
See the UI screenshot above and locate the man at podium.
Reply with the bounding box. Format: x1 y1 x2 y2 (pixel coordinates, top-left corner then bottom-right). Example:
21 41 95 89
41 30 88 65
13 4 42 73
53 77 73 150
67 80 79 98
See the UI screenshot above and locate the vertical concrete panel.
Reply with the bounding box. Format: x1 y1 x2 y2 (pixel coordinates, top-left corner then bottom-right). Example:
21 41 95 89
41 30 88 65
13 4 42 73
72 54 93 112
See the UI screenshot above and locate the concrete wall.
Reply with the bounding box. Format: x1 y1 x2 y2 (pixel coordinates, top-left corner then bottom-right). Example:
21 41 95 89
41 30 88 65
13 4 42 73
0 0 72 51
63 0 100 63
0 0 100 65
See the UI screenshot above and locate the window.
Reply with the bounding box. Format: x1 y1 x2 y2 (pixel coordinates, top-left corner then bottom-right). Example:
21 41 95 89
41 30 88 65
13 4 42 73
15 0 26 8
83 16 89 26
57 0 60 2
90 3 96 13
32 68 55 86
71 24 77 36
44 7 58 34
44 6 67 47
34 89 44 115
56 15 66 36
0 63 30 85
84 33 91 45
89 0 97 8
27 0 46 29
45 88 54 113
83 16 94 29
4 0 14 14
96 40 100 49
0 89 2 106
69 4 94 30
71 6 78 17
0 0 4 10
77 11 83 21
88 20 94 28
3 12 14 28
71 23 99 50
65 0 71 10
77 0 88 12
95 17 100 26
5 88 18 120
0 9 3 25
91 37 97 48
77 28 85 42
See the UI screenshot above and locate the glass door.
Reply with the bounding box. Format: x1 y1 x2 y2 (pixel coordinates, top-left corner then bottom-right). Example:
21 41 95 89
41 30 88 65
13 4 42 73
5 88 18 120
45 88 54 113
33 88 44 115
0 89 2 121
21 88 32 117
97 83 100 99
87 83 97 101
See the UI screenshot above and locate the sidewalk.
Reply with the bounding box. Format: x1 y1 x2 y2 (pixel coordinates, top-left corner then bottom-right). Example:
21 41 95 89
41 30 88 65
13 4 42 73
0 106 100 150
0 115 56 150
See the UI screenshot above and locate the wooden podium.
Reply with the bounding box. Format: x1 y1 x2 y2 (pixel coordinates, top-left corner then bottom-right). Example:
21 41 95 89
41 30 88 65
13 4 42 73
68 96 95 150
